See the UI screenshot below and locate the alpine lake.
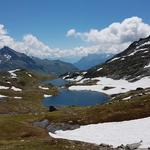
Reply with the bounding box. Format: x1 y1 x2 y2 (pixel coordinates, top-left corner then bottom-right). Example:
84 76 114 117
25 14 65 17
43 78 109 108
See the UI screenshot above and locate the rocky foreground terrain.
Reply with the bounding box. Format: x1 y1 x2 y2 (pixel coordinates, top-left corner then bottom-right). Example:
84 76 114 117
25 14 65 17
0 69 150 149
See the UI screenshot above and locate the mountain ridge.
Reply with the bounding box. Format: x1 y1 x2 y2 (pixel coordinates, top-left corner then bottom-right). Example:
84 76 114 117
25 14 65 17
84 35 150 81
0 46 78 76
63 36 150 82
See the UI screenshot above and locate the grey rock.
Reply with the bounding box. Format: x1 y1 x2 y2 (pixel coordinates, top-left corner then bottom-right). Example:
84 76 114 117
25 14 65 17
99 143 113 148
126 141 142 150
136 87 144 91
47 123 80 133
117 144 126 150
33 119 49 128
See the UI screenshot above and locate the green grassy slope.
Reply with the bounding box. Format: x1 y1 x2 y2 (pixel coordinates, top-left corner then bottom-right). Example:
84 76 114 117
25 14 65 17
0 69 150 149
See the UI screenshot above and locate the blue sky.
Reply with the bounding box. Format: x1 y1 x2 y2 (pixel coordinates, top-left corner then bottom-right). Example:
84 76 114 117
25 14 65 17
0 0 150 62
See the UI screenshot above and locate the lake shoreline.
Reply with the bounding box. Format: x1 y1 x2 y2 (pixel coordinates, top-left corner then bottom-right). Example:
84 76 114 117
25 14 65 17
43 78 110 108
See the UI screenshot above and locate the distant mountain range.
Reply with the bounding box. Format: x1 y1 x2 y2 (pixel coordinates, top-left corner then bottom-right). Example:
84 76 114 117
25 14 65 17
74 53 113 70
0 46 78 76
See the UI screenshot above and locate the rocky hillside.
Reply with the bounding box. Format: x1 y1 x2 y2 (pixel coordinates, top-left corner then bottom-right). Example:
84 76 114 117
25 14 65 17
0 46 78 76
32 57 78 76
0 68 58 113
83 36 150 81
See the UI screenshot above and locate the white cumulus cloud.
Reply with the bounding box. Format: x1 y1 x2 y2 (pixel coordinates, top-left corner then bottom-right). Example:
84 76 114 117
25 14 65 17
67 16 150 54
66 29 77 37
0 16 150 62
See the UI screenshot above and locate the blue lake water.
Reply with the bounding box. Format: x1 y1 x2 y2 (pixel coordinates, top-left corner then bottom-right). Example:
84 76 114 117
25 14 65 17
43 88 109 107
43 78 109 107
43 78 70 87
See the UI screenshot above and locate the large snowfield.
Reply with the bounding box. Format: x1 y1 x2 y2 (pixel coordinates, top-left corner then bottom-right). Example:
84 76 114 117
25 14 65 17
69 76 150 95
49 117 150 148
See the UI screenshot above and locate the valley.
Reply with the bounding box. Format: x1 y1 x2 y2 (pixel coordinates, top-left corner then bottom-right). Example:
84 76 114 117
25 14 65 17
0 27 150 150
1 1 150 149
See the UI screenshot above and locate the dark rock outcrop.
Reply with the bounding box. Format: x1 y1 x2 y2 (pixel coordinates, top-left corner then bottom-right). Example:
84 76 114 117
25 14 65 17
47 123 80 133
49 106 57 112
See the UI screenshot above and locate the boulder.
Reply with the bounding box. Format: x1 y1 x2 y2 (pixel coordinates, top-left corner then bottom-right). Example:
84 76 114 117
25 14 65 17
117 144 126 150
136 87 144 91
126 141 142 150
47 123 80 133
33 119 49 128
103 86 115 90
49 106 57 112
99 143 113 148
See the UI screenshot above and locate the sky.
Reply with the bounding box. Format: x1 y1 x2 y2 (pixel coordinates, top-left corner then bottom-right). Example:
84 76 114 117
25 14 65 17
0 0 150 62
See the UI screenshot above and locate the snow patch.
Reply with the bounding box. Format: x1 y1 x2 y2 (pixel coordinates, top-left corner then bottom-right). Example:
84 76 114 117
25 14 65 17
44 94 52 98
127 48 147 57
69 77 150 95
0 86 9 90
97 68 103 71
39 86 49 90
144 63 150 69
122 96 132 100
136 41 150 49
108 57 120 63
0 94 7 98
27 73 32 77
143 51 149 53
121 58 125 60
66 76 83 82
62 75 70 79
4 54 11 60
14 97 22 99
49 117 150 148
11 86 22 91
8 69 20 78
76 78 90 84
82 72 87 75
